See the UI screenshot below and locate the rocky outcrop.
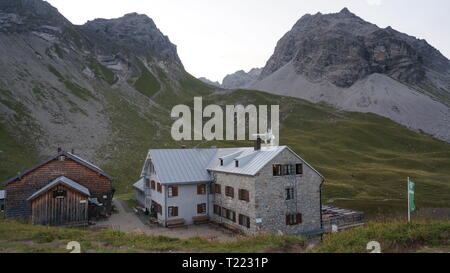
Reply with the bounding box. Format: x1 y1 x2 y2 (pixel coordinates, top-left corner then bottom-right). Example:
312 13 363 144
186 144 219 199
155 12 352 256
251 8 450 143
198 77 221 87
0 0 198 161
81 13 182 66
222 68 262 89
259 8 450 88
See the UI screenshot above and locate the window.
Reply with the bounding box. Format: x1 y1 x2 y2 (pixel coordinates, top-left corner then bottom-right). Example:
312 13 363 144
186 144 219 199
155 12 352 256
273 164 282 176
286 188 295 200
168 186 178 197
53 190 67 199
282 165 291 175
219 159 224 166
214 184 222 194
238 214 250 228
150 180 156 190
155 203 162 215
296 164 303 175
197 184 206 195
145 179 150 188
225 186 234 198
157 183 162 193
197 203 206 214
168 206 178 217
235 160 239 167
213 205 221 216
286 213 302 225
238 189 250 202
229 210 236 222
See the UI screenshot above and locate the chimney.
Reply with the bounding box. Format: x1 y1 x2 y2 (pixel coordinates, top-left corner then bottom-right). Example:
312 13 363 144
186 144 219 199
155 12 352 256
57 147 62 153
254 137 262 151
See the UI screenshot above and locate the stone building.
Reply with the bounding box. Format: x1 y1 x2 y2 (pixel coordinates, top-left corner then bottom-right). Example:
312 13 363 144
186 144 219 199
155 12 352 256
139 139 325 236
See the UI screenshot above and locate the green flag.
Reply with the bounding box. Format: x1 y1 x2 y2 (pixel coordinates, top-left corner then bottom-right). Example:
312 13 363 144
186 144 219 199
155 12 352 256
408 180 416 212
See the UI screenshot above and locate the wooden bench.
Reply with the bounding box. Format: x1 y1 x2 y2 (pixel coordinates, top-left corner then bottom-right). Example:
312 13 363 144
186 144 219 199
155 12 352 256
223 223 243 235
166 218 186 228
193 215 210 225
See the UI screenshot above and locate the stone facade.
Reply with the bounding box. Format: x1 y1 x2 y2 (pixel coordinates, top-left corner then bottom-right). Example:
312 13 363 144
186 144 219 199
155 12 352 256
142 147 324 236
255 148 323 235
211 148 323 236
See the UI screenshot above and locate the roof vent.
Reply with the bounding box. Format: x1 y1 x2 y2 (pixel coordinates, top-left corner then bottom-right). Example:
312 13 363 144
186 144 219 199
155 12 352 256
235 160 239 168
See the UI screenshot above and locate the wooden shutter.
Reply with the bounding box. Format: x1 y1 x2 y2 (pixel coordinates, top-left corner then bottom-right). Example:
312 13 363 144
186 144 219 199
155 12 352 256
296 213 302 224
246 216 250 228
286 215 290 225
151 180 155 189
172 186 178 197
173 207 178 217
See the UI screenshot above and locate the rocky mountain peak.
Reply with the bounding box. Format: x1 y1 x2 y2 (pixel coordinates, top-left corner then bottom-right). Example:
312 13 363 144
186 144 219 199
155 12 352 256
259 8 450 87
81 13 182 65
0 0 71 31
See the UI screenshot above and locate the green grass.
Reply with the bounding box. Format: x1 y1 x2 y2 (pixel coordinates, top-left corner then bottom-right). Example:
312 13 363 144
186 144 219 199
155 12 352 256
47 65 94 101
198 89 450 215
0 125 41 188
313 219 450 253
0 217 306 253
133 58 161 97
88 59 117 85
0 214 447 253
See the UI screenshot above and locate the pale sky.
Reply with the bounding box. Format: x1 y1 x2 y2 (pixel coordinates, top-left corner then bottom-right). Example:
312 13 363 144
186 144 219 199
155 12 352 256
46 0 450 83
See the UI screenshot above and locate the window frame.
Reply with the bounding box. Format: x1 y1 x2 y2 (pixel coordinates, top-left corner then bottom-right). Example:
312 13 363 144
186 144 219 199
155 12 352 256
225 186 234 198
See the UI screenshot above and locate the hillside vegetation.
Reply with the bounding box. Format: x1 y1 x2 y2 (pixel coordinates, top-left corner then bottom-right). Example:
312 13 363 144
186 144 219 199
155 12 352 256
2 88 450 216
0 213 447 253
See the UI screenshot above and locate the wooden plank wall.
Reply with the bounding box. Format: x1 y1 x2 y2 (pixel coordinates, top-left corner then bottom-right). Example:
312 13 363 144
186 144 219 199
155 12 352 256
31 184 88 226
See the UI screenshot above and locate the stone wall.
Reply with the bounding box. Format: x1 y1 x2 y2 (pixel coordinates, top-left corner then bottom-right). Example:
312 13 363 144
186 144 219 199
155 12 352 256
211 172 257 235
255 148 323 235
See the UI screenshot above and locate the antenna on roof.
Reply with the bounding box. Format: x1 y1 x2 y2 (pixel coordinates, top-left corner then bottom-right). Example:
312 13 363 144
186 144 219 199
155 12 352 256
252 129 276 147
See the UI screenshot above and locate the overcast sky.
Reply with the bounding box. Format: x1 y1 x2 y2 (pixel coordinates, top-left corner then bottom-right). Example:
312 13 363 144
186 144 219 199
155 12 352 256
46 0 450 83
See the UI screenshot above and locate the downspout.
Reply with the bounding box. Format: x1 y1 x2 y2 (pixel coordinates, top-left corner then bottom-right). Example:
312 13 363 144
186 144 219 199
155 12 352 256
164 185 167 227
319 178 325 241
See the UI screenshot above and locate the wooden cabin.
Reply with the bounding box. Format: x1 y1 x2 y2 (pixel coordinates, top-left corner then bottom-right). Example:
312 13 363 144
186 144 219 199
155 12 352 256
2 149 114 226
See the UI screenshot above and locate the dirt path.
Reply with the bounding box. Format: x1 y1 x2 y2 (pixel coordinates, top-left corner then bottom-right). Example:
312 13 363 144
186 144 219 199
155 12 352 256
93 199 235 241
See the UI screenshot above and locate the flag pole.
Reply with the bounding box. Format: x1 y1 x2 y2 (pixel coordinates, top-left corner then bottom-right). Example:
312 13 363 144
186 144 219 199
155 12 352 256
407 177 410 223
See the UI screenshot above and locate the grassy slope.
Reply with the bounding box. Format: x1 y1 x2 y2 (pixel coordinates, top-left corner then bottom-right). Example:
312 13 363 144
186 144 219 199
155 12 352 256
200 90 450 213
0 214 447 253
1 70 449 215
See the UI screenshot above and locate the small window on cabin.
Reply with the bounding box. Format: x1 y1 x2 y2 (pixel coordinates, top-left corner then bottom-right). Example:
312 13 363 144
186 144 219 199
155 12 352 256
219 159 224 166
235 160 239 168
296 164 303 175
53 190 67 199
273 164 282 176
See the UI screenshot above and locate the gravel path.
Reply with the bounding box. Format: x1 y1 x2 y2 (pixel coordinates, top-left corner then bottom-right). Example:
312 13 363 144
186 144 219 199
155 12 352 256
93 199 235 241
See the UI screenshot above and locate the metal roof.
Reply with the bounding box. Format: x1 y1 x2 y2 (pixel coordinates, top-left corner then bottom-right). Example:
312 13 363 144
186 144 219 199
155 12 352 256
207 146 287 176
143 145 323 184
27 176 91 201
133 178 145 192
147 148 218 184
0 190 4 199
3 151 112 186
